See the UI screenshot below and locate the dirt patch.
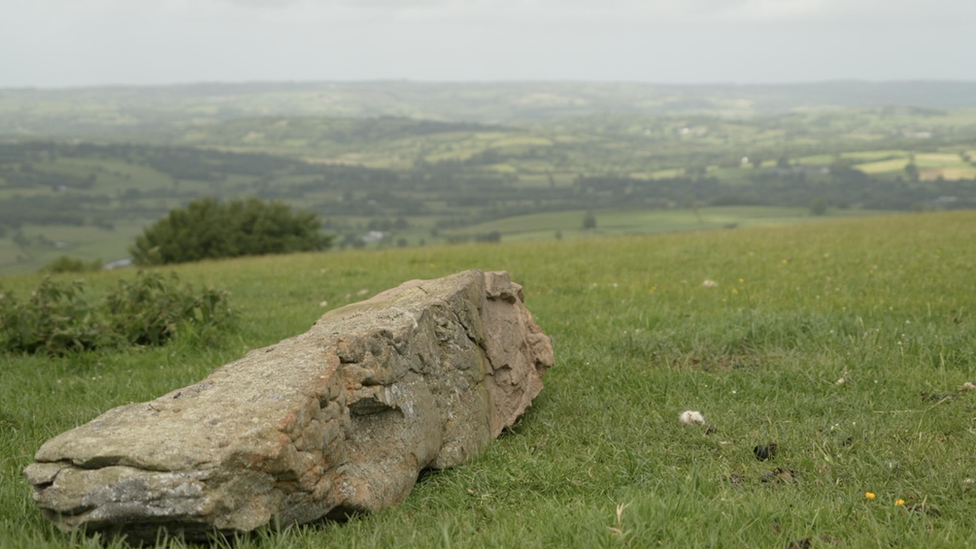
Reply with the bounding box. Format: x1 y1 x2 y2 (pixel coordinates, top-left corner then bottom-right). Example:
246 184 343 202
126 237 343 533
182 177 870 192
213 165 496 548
672 353 764 372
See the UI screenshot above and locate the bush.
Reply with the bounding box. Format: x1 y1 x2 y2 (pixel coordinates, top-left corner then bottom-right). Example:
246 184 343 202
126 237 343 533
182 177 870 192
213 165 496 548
582 212 597 230
0 271 233 355
475 231 502 243
810 197 828 216
131 197 332 266
41 255 103 274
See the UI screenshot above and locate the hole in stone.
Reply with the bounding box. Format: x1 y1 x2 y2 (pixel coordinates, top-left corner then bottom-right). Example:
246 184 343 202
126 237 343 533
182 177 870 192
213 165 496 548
415 466 442 486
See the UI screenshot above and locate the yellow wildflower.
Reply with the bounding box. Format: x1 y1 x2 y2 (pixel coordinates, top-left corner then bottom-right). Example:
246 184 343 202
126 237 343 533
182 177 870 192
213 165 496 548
895 499 905 506
865 492 876 500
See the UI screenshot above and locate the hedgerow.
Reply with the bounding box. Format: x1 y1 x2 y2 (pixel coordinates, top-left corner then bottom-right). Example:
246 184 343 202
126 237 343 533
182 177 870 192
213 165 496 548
0 271 233 355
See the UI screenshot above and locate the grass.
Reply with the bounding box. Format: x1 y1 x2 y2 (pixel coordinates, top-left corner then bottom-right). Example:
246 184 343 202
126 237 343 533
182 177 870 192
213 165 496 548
0 204 892 275
444 206 885 242
854 158 911 174
3 210 976 547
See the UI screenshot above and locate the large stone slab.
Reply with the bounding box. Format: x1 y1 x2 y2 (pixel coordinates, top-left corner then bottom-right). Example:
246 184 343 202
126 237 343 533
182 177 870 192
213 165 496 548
24 270 553 542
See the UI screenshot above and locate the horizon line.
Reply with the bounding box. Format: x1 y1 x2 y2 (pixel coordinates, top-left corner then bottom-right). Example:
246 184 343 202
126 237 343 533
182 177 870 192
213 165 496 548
4 78 976 93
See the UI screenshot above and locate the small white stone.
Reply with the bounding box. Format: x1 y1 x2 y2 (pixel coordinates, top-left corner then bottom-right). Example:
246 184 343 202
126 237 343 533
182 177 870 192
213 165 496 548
836 378 845 385
319 301 329 308
679 410 706 426
961 382 976 392
701 280 719 288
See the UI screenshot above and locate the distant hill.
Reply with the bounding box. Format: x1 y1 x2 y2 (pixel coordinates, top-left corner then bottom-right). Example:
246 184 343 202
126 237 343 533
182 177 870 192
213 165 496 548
4 81 976 136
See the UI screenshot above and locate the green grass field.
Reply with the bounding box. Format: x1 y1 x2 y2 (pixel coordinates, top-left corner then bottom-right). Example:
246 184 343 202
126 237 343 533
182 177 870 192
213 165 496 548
3 211 976 548
0 206 889 276
444 207 885 242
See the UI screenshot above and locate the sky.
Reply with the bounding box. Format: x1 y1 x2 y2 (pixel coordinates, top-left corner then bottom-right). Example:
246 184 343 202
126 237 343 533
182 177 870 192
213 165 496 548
1 0 974 88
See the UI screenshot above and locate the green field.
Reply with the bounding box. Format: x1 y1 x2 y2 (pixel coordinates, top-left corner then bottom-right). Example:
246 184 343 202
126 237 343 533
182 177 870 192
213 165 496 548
0 206 886 276
3 211 976 547
443 207 886 242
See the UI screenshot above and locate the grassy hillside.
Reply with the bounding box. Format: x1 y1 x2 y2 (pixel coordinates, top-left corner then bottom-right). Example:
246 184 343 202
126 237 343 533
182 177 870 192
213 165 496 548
0 202 882 276
443 206 886 242
3 211 976 547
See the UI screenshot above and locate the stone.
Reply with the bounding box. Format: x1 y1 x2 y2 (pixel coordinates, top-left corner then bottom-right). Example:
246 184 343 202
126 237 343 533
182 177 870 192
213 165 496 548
24 270 553 542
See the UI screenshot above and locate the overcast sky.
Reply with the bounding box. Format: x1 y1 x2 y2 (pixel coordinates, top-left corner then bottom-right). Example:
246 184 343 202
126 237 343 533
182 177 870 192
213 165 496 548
1 0 973 88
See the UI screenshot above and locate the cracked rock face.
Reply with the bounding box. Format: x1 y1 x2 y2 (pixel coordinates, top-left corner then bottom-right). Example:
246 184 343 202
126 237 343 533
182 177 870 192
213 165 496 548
24 270 553 542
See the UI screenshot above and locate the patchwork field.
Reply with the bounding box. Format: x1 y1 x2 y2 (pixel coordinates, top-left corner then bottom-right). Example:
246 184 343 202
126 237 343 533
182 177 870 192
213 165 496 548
3 84 976 281
2 211 976 547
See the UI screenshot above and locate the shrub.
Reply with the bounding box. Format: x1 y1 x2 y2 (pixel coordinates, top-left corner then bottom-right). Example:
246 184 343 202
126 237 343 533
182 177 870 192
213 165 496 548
41 255 103 274
582 212 597 230
104 272 233 347
0 272 233 355
131 197 333 265
475 231 502 243
810 197 828 216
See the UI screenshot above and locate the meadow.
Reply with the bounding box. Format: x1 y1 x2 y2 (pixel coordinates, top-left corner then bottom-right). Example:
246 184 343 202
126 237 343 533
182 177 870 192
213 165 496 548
2 211 976 548
445 206 885 242
0 203 881 276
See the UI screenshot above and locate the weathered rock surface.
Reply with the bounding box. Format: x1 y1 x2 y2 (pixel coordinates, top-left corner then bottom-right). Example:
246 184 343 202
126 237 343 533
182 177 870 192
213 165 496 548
24 270 553 542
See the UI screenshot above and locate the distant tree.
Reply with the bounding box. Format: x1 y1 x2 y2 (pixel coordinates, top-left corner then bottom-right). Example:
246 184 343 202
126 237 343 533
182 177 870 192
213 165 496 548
131 197 331 265
777 156 791 169
396 238 408 248
475 231 502 243
12 230 30 250
685 165 707 179
904 162 920 182
682 193 703 224
41 255 102 273
339 233 357 249
368 218 393 232
751 157 763 168
810 197 828 216
548 172 556 187
554 230 563 240
582 212 597 230
393 217 409 230
92 218 115 231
